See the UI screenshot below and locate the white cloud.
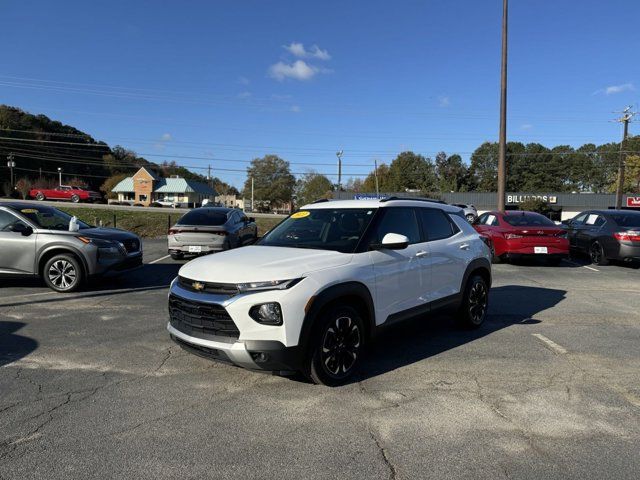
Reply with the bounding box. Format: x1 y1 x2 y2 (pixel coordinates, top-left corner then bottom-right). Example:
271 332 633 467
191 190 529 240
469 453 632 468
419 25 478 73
438 95 450 107
283 42 331 60
290 105 301 113
161 133 172 141
605 83 634 95
237 76 250 85
269 60 318 81
520 123 533 130
237 91 252 99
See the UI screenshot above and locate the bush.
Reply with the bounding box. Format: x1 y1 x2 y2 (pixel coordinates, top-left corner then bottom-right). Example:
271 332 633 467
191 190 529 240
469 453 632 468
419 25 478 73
15 177 32 200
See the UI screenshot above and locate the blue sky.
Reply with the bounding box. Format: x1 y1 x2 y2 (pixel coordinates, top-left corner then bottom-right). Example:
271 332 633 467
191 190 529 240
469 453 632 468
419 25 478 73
2 0 639 188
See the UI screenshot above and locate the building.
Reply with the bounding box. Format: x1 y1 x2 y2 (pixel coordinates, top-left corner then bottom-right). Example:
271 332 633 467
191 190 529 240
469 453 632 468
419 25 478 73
335 191 640 221
111 167 216 207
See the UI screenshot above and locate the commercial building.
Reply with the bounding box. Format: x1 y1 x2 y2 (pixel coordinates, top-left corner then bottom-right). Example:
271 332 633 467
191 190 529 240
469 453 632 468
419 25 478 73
334 191 640 221
110 167 216 207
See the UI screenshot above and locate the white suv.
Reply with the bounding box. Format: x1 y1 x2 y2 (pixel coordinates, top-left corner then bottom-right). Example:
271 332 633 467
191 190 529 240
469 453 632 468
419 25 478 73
167 198 491 385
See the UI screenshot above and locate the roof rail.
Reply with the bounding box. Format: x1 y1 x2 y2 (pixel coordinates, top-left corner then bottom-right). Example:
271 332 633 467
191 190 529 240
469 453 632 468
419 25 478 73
379 196 447 204
311 198 330 204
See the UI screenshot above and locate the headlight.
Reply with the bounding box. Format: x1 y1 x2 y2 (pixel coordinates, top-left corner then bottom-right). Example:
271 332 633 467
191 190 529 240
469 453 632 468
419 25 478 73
249 302 283 325
237 278 302 293
78 236 125 255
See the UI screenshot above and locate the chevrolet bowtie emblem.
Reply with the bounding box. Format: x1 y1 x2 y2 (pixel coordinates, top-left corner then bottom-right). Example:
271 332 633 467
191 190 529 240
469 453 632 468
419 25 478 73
192 281 205 291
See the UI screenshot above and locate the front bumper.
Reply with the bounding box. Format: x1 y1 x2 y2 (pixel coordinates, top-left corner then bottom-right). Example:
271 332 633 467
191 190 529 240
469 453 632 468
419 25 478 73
91 252 143 276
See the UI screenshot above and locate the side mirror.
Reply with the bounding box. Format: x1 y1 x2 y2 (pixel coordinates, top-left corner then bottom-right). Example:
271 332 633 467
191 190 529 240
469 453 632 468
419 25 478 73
375 233 410 250
10 223 33 236
561 219 572 226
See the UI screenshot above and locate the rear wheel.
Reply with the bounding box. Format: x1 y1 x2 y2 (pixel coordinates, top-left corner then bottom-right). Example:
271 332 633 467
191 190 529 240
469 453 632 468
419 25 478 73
458 275 489 328
170 252 184 260
71 194 80 203
466 214 476 223
35 192 45 201
589 241 609 266
308 305 365 386
42 254 84 292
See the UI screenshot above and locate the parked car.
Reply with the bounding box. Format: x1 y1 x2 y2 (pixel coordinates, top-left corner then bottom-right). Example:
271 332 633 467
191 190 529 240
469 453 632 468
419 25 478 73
29 185 102 203
168 207 257 260
474 210 569 264
453 204 478 223
562 210 640 265
0 203 142 292
167 197 492 385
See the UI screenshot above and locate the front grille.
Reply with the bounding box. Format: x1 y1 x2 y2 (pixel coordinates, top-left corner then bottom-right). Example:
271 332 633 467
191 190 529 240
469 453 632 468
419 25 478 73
168 294 239 340
122 239 140 253
178 276 239 296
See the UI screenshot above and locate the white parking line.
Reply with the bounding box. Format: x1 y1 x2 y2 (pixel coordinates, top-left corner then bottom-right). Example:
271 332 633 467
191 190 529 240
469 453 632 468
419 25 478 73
532 333 568 355
148 254 171 264
563 259 599 272
11 291 56 298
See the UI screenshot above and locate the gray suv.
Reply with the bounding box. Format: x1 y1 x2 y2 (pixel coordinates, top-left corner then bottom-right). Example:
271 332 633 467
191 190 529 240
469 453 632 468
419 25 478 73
0 203 143 292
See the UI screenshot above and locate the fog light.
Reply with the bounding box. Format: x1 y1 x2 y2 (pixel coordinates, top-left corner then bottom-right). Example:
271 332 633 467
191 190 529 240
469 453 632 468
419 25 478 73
249 302 283 325
250 352 270 363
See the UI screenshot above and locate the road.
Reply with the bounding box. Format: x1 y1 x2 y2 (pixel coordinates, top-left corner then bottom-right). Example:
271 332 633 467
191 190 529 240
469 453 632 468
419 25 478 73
1 241 639 479
0 198 286 218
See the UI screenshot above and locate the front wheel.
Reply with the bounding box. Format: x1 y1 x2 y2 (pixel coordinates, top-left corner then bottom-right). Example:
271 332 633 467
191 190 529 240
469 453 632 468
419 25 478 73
466 214 476 223
71 194 80 203
308 305 365 386
42 254 84 292
35 192 45 201
458 275 489 328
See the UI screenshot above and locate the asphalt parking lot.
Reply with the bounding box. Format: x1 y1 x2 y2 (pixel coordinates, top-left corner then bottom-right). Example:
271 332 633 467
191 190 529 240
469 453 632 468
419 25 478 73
1 239 639 479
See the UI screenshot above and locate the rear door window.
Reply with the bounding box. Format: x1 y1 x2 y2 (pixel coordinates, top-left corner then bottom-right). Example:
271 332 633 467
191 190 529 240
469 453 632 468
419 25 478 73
372 207 421 244
418 209 458 241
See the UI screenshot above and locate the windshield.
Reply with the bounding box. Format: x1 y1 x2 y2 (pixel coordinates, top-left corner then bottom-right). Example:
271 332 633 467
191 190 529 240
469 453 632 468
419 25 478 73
503 212 556 227
18 206 91 230
177 209 229 226
259 208 377 253
610 213 640 228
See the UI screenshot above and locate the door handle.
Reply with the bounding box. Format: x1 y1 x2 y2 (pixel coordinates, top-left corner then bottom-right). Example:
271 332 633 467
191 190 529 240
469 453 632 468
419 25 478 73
459 243 470 250
415 251 428 258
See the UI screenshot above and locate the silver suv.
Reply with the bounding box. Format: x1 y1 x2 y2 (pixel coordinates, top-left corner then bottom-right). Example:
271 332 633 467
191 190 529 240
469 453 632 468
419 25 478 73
0 203 142 292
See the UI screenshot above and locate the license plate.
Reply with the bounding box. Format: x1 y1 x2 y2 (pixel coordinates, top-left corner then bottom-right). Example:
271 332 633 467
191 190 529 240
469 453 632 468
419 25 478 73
534 246 548 254
188 246 202 253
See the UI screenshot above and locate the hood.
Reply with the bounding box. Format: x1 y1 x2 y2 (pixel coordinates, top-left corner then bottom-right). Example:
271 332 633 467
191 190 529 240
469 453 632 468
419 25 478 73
76 227 139 242
179 246 353 284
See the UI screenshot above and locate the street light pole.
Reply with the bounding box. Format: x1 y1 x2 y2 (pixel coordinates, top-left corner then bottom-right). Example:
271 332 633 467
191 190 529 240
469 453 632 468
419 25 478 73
497 0 509 212
58 167 62 186
7 153 16 190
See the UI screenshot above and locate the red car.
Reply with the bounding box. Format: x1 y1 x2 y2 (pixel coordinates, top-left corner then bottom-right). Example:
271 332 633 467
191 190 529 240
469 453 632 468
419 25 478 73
473 210 569 264
29 185 102 203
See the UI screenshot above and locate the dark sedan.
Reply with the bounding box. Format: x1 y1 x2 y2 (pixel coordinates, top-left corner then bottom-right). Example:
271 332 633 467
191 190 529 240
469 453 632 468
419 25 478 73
563 210 640 265
167 207 257 260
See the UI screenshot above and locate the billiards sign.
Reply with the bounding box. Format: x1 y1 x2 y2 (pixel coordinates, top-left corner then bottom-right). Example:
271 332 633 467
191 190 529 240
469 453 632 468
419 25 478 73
627 197 640 208
507 194 558 204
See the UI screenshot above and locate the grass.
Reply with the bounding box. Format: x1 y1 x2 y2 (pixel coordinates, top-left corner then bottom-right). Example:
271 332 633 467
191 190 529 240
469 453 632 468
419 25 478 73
57 206 283 238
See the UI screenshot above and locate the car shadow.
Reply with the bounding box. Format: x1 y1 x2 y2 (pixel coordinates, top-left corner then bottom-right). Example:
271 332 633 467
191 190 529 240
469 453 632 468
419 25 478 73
0 321 38 367
348 285 566 384
0 264 181 309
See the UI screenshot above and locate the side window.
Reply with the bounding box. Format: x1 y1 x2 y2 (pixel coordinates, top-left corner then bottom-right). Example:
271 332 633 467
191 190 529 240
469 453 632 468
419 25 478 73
0 210 25 232
488 214 500 226
418 209 458 241
372 208 421 245
572 213 588 225
585 214 605 227
476 213 489 225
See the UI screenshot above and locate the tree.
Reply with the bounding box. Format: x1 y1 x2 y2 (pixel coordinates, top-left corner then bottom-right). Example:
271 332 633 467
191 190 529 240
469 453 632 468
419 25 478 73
468 142 498 192
14 177 31 199
344 177 364 193
363 163 392 192
243 155 295 207
100 173 129 199
608 154 640 193
388 151 437 192
435 152 468 192
295 172 333 206
519 198 551 216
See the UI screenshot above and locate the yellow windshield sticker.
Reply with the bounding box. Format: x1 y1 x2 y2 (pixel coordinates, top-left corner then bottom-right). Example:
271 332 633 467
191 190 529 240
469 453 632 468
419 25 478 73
20 209 38 214
291 211 310 219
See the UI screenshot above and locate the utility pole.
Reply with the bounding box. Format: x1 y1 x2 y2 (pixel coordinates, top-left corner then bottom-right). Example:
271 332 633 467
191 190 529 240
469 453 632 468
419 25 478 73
496 0 509 212
251 176 254 212
6 153 16 189
614 106 636 209
374 159 380 195
336 150 343 192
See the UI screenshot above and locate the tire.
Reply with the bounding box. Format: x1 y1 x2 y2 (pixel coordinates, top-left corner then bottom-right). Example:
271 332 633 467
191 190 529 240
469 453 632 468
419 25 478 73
35 192 45 201
457 274 489 329
170 252 184 260
42 254 84 292
466 214 476 223
71 194 80 203
589 241 609 266
308 305 365 386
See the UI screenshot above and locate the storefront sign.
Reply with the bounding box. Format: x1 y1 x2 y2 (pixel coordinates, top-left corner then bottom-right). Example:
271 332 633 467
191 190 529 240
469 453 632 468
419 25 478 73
627 197 640 208
507 194 558 204
354 193 388 200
